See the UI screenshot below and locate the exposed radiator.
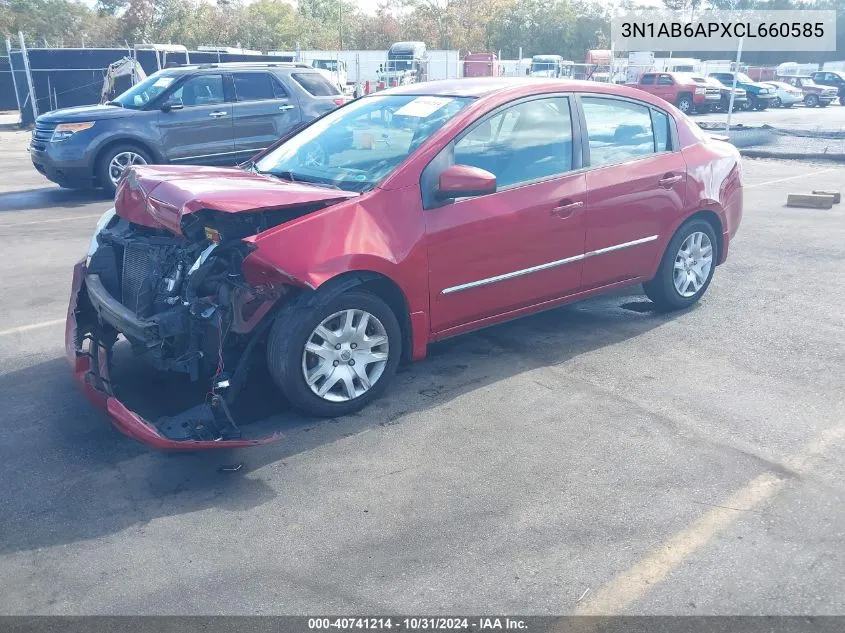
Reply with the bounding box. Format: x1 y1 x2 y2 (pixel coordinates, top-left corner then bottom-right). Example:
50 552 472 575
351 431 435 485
122 243 156 318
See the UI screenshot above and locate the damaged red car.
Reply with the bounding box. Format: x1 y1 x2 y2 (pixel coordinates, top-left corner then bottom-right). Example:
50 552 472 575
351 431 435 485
66 78 743 449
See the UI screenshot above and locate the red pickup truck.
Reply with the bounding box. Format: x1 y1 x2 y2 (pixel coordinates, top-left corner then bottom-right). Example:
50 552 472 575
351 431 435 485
632 72 721 114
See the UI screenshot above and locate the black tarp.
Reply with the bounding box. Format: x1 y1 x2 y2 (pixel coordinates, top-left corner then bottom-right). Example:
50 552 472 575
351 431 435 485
4 48 302 126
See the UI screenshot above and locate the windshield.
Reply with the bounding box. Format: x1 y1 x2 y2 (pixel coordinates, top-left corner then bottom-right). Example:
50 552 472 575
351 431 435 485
313 60 340 71
255 94 474 193
112 71 178 109
386 59 413 71
531 62 558 72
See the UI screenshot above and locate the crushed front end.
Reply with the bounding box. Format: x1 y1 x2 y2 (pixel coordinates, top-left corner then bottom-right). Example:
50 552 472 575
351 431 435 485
65 165 356 449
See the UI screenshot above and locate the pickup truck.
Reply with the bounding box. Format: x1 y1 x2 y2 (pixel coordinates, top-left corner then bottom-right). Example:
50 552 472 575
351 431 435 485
632 72 721 114
782 75 839 107
811 70 845 105
708 72 776 111
692 75 747 111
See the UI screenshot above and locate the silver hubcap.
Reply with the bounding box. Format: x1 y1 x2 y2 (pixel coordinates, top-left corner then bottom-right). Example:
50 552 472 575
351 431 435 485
673 231 713 297
108 151 147 185
301 309 389 402
679 99 691 112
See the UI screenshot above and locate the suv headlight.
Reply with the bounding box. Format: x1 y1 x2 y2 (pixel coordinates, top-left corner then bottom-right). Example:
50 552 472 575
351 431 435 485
695 87 705 95
51 121 95 142
86 207 116 263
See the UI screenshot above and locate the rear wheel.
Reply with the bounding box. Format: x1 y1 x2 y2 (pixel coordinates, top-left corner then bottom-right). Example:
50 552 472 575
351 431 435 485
96 143 151 196
267 289 402 417
643 219 718 311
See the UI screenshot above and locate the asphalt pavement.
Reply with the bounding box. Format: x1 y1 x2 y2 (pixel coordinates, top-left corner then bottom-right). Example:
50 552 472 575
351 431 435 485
0 127 844 615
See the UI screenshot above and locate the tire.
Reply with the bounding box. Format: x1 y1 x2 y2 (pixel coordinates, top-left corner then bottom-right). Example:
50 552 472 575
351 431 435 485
805 94 819 108
643 219 718 312
774 97 782 108
677 95 693 114
266 289 402 417
96 143 152 196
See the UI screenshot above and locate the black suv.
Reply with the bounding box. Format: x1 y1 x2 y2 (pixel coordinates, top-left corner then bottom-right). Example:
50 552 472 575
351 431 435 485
811 70 845 105
30 63 345 194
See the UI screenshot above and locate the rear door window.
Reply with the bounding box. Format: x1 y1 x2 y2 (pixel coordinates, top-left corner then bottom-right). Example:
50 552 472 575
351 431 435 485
292 72 340 96
232 72 277 101
581 97 660 167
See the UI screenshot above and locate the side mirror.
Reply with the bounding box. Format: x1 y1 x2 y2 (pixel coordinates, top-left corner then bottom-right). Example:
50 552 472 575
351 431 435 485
436 164 496 201
161 98 183 112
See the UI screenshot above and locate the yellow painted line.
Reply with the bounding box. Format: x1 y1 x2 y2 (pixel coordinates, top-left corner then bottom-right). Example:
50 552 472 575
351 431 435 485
745 167 837 190
0 318 65 337
0 214 101 228
574 424 845 615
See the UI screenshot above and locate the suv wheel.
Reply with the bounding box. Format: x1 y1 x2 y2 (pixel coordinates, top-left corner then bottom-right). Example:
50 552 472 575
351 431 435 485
267 289 402 417
96 144 151 196
677 95 693 114
805 94 819 108
643 219 718 311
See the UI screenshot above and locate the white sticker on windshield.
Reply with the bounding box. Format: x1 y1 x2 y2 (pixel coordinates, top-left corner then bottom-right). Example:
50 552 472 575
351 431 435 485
394 96 454 118
153 77 174 88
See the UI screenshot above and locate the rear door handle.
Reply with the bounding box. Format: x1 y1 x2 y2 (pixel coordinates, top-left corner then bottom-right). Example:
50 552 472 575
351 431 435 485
209 111 228 118
658 174 683 188
551 200 584 218
278 104 295 111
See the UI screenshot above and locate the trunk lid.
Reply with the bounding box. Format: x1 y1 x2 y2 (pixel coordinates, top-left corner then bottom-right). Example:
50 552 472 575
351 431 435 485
115 165 358 235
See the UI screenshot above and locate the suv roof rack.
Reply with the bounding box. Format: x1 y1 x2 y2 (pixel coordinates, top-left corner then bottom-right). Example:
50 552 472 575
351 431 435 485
192 61 313 70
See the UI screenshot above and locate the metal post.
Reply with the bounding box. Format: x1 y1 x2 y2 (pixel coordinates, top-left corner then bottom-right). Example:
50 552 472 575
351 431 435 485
5 38 23 120
725 37 744 135
18 31 38 121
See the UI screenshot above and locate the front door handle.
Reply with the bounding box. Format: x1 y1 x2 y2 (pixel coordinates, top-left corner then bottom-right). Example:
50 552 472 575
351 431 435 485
658 173 683 188
278 104 295 111
551 200 584 218
208 111 228 118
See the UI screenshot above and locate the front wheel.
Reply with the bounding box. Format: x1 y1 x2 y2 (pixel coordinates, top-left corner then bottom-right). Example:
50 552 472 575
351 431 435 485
774 97 782 108
96 144 151 196
677 95 693 114
267 289 402 417
643 219 718 311
805 94 819 108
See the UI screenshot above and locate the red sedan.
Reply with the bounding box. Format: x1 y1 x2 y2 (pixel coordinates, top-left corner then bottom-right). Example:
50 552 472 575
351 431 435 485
67 78 743 449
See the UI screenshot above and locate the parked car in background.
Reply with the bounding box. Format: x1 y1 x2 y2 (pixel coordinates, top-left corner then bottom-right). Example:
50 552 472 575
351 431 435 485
708 72 776 110
693 75 746 112
632 72 720 114
763 81 804 108
30 62 344 195
68 77 743 449
782 75 838 108
811 70 845 105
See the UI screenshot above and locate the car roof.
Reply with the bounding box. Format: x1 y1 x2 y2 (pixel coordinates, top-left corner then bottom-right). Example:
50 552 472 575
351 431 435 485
378 77 652 100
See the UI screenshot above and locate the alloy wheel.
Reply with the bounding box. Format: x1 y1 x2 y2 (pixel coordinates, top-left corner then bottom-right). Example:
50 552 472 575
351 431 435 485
673 231 713 298
108 151 147 186
301 309 389 402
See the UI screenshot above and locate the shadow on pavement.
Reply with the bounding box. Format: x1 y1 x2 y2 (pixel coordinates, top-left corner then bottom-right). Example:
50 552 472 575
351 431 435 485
0 287 684 555
0 187 110 213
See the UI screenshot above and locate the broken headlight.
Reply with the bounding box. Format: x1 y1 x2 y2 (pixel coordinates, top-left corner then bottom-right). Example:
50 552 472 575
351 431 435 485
86 207 117 265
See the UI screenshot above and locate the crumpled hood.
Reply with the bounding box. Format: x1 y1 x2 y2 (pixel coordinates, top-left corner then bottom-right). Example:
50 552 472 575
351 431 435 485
115 165 358 235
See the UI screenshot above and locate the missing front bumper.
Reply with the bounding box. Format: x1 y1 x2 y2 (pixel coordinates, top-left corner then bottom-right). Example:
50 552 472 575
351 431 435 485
66 261 283 451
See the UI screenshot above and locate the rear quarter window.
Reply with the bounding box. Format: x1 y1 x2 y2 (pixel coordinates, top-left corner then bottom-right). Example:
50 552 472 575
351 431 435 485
292 72 340 96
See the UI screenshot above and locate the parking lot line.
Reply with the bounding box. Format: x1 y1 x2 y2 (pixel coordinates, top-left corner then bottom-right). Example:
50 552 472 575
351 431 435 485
574 423 845 615
0 318 66 337
745 167 837 190
0 214 102 228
